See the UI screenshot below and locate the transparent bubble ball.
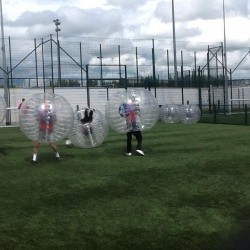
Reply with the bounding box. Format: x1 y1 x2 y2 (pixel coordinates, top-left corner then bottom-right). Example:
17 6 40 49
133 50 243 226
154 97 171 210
105 89 159 133
0 95 6 124
19 93 74 142
178 104 201 124
159 104 179 123
68 108 109 148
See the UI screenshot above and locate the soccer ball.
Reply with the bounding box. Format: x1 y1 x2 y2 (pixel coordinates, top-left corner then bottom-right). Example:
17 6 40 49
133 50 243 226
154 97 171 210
65 139 72 147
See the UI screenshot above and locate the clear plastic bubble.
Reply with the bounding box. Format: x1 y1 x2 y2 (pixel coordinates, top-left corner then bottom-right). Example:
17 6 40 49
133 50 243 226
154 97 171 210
178 104 201 124
159 104 179 123
19 93 74 142
68 107 109 148
0 95 6 124
105 89 159 133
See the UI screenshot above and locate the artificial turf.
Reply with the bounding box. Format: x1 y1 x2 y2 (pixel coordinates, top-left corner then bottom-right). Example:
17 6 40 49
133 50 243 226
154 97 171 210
0 122 250 249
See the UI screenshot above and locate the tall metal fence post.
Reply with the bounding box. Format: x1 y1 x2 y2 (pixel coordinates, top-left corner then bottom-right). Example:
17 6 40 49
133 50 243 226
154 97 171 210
118 45 122 86
230 69 232 112
125 65 127 89
207 48 211 114
80 42 83 87
50 34 54 92
57 41 61 87
136 47 139 87
198 66 202 115
86 64 90 107
34 38 38 87
181 50 184 104
97 43 103 87
0 7 10 124
167 49 170 83
8 37 13 88
244 104 248 125
152 39 157 97
106 86 109 101
41 38 46 93
213 104 217 124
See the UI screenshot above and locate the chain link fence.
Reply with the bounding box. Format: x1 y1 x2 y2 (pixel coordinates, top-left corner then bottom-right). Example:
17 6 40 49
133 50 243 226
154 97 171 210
1 36 250 125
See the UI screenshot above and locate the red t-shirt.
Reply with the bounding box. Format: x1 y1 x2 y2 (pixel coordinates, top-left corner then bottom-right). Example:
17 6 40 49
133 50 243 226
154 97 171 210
38 110 55 131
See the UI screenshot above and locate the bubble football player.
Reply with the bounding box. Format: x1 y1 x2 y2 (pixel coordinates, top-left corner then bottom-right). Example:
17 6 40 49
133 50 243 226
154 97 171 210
119 96 145 156
78 107 94 135
32 100 60 163
65 107 95 147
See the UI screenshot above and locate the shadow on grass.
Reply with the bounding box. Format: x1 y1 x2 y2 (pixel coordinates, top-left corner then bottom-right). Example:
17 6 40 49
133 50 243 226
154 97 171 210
24 152 76 165
220 206 250 250
0 146 8 155
211 218 250 250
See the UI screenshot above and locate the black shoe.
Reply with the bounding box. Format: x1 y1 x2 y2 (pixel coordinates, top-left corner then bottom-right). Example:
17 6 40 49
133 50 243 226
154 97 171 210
56 157 60 161
31 160 37 164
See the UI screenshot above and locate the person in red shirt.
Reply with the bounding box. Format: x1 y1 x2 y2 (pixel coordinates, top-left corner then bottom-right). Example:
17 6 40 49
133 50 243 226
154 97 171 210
18 98 25 109
18 98 26 130
32 100 60 163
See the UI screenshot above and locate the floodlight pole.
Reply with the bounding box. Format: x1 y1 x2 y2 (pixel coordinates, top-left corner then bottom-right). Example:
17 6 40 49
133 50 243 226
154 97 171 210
223 0 229 112
171 0 178 87
0 0 9 124
53 19 61 87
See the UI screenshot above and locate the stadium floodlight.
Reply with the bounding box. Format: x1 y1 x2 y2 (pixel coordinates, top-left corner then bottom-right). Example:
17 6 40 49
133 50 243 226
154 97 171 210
53 19 61 37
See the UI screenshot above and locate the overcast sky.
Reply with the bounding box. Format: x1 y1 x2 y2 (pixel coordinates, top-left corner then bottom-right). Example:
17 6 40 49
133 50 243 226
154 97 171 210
1 0 250 79
1 0 249 46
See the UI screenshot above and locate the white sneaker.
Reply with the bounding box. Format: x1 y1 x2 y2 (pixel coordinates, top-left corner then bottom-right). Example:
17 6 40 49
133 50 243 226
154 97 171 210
136 149 145 156
126 152 132 156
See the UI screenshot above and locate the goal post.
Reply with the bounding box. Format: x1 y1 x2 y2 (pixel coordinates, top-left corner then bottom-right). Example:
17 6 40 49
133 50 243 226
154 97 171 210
86 64 127 88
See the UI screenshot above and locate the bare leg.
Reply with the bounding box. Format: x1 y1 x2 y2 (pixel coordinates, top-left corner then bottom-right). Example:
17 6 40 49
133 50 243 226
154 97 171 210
50 142 57 153
50 143 60 159
32 141 40 162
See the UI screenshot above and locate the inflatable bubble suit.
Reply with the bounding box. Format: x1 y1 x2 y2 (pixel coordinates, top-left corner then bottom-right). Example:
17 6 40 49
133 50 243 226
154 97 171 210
178 104 201 124
68 107 109 148
0 95 7 124
19 93 74 142
105 89 159 133
159 104 179 123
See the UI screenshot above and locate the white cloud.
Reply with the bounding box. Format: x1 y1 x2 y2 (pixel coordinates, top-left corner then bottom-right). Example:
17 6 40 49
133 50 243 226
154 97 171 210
1 0 249 44
107 0 148 9
0 0 250 79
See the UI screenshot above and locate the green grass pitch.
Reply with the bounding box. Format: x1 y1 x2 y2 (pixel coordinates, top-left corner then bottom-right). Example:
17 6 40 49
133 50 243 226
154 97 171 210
0 122 250 249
